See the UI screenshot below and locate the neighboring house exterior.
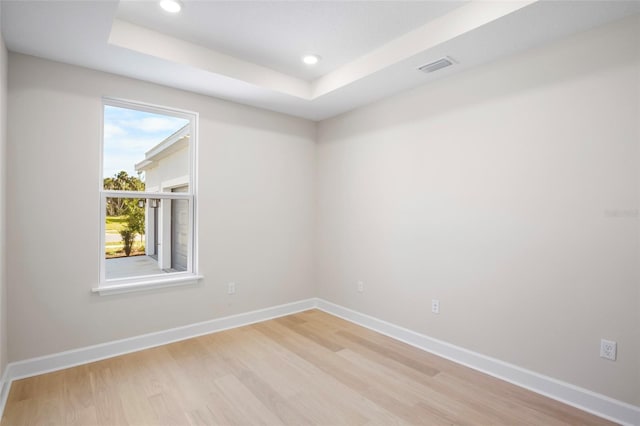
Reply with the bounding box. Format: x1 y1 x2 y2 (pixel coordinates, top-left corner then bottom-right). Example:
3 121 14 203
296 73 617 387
135 124 190 272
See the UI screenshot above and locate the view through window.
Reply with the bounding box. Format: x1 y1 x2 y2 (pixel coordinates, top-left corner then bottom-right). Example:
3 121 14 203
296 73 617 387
101 100 196 286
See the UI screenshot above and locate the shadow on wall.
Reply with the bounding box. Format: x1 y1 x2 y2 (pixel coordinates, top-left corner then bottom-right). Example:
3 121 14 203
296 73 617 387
318 16 639 142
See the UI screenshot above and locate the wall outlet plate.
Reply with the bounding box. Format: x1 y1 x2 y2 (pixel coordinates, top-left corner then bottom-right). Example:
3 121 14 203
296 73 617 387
600 339 617 361
431 299 440 314
357 281 364 293
227 282 236 295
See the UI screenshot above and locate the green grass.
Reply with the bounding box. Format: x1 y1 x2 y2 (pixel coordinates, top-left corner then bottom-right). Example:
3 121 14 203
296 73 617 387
106 241 125 247
106 216 127 233
105 216 146 257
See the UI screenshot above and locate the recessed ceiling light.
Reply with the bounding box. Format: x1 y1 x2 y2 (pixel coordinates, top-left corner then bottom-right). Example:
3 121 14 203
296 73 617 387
302 54 321 65
160 0 182 13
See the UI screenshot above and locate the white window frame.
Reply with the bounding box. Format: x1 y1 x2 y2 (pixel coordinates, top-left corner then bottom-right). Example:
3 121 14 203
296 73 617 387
94 97 201 295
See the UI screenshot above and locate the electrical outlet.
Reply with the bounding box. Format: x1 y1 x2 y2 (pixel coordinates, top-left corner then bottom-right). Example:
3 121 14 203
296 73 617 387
600 339 617 361
431 299 440 314
357 281 364 293
227 282 236 295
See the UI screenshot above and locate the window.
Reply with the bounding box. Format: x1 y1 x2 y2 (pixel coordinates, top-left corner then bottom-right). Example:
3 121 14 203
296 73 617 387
96 98 200 294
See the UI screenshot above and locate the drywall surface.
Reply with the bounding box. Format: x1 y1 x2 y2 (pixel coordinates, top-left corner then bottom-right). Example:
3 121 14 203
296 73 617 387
0 14 8 377
316 15 640 405
7 53 316 361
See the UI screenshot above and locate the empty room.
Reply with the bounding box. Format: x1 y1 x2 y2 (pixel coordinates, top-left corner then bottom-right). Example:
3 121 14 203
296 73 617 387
0 0 638 424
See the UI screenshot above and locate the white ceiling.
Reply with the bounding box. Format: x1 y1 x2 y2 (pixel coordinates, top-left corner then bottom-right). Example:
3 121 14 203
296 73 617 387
116 1 467 81
2 1 639 121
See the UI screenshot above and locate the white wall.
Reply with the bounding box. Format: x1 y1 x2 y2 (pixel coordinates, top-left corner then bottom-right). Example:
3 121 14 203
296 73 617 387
0 9 8 379
4 11 639 412
316 15 640 406
144 145 189 192
143 143 190 264
6 53 316 361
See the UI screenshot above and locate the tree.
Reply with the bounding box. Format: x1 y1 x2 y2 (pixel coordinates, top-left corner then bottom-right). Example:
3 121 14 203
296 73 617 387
104 171 145 216
118 202 145 257
120 229 137 257
106 171 146 256
127 202 145 236
127 199 146 251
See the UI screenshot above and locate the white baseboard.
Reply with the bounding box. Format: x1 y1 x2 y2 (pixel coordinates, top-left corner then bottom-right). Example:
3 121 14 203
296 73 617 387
315 299 640 426
0 297 637 425
0 298 317 417
0 368 9 421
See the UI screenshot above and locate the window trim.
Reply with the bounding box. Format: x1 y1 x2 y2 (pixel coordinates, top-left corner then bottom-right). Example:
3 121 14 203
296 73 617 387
92 274 204 296
97 97 200 294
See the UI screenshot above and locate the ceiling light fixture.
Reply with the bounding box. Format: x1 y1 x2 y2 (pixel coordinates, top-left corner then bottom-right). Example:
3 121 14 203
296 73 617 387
302 54 321 65
160 0 182 13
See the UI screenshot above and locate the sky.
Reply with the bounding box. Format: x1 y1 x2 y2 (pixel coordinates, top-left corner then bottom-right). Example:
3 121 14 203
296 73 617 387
103 105 189 180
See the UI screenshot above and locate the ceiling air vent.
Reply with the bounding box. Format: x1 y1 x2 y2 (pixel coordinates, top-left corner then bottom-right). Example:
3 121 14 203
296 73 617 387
418 57 454 74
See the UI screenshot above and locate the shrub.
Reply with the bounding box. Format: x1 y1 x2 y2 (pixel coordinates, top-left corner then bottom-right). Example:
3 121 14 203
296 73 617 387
120 228 137 257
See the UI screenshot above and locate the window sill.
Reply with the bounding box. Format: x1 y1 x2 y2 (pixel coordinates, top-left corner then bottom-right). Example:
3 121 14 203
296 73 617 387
92 274 204 296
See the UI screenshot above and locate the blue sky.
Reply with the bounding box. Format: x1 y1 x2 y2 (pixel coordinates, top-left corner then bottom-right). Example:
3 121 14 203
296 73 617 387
103 105 189 180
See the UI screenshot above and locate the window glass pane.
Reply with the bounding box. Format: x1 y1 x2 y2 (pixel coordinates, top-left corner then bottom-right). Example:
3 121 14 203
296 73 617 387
105 196 147 271
103 105 190 193
105 196 191 280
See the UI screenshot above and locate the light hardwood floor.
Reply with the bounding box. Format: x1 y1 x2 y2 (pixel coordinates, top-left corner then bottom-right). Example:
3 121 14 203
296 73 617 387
1 310 613 425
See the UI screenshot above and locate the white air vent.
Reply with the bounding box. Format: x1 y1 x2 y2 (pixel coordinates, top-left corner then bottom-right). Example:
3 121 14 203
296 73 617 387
418 57 454 73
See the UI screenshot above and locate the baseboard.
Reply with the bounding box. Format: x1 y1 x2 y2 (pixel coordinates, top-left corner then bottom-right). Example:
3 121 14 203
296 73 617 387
316 299 640 426
1 297 317 410
1 297 637 425
0 368 9 420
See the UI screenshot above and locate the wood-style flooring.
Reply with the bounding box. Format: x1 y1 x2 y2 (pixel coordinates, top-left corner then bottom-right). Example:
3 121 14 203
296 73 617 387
1 309 613 425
